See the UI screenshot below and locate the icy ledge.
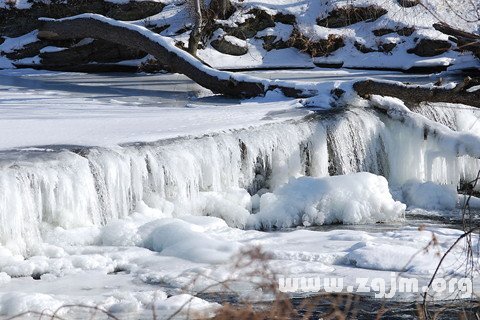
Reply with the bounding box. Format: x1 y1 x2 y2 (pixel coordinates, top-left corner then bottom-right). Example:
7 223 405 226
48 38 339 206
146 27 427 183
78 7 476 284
1 105 480 255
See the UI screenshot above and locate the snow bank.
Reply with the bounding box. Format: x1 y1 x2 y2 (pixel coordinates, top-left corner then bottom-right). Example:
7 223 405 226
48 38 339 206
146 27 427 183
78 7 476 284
0 293 64 317
402 180 457 210
101 215 240 264
141 219 239 263
458 195 480 209
249 172 406 229
344 241 441 273
152 294 220 318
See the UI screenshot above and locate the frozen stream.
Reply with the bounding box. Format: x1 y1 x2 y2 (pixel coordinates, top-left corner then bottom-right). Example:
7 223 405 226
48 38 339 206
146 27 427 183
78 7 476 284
0 68 479 319
0 68 444 150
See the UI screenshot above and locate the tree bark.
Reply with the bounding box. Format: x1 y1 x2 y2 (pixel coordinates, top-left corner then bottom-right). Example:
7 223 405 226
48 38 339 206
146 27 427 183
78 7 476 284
353 79 480 108
38 14 310 98
433 22 480 58
187 0 203 56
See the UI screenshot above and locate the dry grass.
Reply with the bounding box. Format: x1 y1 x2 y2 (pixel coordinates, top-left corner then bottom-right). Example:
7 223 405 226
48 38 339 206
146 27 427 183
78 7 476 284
287 29 344 57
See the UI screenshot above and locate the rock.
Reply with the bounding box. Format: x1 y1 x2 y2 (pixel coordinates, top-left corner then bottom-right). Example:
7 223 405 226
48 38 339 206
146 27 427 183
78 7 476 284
138 58 171 73
379 42 396 53
261 35 289 51
373 26 414 36
396 27 415 36
317 5 387 28
397 0 419 7
207 0 235 20
407 38 451 56
228 9 275 40
354 41 397 54
372 28 395 36
4 39 74 60
354 41 376 53
274 13 296 25
4 41 46 60
211 36 248 56
148 24 170 35
39 39 146 66
222 10 295 42
288 29 344 57
0 0 165 38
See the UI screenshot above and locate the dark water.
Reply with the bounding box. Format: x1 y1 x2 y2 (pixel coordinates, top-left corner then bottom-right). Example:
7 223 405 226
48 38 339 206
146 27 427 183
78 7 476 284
289 295 480 319
198 291 480 319
200 291 480 319
308 208 480 233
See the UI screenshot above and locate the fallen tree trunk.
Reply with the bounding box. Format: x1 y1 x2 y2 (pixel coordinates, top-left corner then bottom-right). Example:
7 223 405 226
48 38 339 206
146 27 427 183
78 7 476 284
353 79 480 108
433 22 480 58
38 14 313 98
38 14 479 108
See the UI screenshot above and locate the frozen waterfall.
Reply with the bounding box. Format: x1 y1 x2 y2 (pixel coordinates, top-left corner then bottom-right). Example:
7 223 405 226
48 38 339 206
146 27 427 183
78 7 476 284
1 106 479 254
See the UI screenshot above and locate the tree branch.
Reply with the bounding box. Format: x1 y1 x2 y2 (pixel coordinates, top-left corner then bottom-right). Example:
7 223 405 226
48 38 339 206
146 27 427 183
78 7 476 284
354 79 480 108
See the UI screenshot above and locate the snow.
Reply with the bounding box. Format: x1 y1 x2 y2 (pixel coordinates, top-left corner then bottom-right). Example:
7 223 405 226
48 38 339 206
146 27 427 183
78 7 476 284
0 31 39 53
0 2 478 319
0 57 12 69
0 68 439 150
41 13 274 86
370 94 480 159
141 219 240 263
467 85 480 93
458 195 480 209
0 293 64 316
1 0 478 72
249 173 406 229
0 68 479 317
223 35 247 48
39 46 66 53
1 70 479 256
0 69 309 150
401 180 458 210
0 213 477 317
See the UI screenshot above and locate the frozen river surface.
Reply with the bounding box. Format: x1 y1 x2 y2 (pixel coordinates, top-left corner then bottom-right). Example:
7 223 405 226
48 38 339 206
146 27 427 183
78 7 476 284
0 68 438 150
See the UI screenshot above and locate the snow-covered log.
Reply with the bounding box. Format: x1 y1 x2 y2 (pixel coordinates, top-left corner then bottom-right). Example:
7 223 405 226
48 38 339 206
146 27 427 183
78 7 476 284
354 79 480 108
38 14 479 108
38 14 313 98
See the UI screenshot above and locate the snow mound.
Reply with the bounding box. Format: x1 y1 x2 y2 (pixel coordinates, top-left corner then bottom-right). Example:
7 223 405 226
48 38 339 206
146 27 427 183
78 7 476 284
0 292 64 317
249 172 405 229
402 180 457 210
344 241 440 273
140 219 239 263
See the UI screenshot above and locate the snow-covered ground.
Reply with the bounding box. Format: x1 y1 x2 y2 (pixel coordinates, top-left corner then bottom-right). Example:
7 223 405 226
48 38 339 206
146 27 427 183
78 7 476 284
0 68 440 150
0 212 476 318
0 69 303 150
1 0 478 72
0 68 480 318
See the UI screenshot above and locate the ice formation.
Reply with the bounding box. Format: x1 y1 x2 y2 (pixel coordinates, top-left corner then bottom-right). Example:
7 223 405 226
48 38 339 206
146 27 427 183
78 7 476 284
0 99 478 316
249 173 406 229
0 104 478 254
